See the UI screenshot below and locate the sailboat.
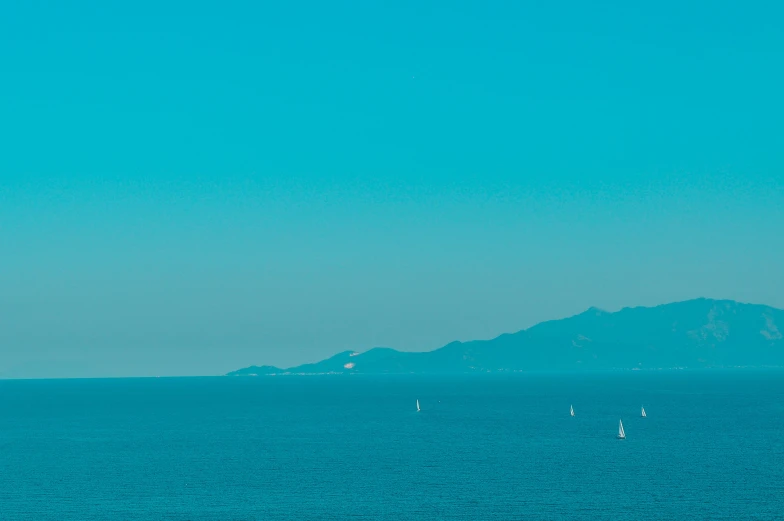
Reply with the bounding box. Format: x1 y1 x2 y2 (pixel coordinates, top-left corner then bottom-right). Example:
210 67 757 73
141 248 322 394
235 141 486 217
570 405 575 417
641 406 647 418
617 419 626 439
416 399 421 412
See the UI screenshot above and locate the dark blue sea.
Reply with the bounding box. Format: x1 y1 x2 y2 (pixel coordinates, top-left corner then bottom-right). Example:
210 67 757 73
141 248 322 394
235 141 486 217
1 371 783 520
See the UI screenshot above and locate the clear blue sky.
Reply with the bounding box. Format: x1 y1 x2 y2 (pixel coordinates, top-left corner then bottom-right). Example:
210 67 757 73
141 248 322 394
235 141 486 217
1 1 782 377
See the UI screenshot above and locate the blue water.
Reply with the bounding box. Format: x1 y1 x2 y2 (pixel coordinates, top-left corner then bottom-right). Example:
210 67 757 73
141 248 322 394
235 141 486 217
1 371 783 520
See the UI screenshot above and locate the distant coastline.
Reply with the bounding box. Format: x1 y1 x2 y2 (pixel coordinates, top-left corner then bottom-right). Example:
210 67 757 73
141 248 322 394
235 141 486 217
226 366 784 377
228 298 784 376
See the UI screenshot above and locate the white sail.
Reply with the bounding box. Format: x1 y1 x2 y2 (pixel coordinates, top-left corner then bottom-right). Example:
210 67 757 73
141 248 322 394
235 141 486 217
641 406 646 418
416 399 420 412
618 419 626 439
570 405 574 417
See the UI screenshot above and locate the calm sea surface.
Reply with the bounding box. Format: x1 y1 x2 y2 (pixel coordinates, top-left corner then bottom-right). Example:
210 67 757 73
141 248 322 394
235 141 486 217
1 371 783 520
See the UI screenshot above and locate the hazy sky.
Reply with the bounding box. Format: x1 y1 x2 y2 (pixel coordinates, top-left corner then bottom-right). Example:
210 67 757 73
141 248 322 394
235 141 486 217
1 1 783 377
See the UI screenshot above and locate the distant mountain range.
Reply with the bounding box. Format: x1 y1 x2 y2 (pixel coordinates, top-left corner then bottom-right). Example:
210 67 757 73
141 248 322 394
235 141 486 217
227 299 784 375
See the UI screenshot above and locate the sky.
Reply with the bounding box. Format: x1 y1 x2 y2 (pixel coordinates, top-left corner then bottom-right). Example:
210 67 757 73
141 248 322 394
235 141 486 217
1 1 783 378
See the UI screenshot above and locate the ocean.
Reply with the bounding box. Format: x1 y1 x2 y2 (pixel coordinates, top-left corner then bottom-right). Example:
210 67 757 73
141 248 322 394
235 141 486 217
1 371 783 520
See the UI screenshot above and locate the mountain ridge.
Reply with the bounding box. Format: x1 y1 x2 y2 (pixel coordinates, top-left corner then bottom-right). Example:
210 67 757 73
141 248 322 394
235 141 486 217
227 298 784 375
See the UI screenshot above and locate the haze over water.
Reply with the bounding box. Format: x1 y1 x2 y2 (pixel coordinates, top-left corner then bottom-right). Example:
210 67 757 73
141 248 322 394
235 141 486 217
2 370 782 520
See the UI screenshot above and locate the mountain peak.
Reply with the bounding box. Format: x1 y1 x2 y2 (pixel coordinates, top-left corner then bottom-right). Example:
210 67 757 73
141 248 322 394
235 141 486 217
582 306 608 315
